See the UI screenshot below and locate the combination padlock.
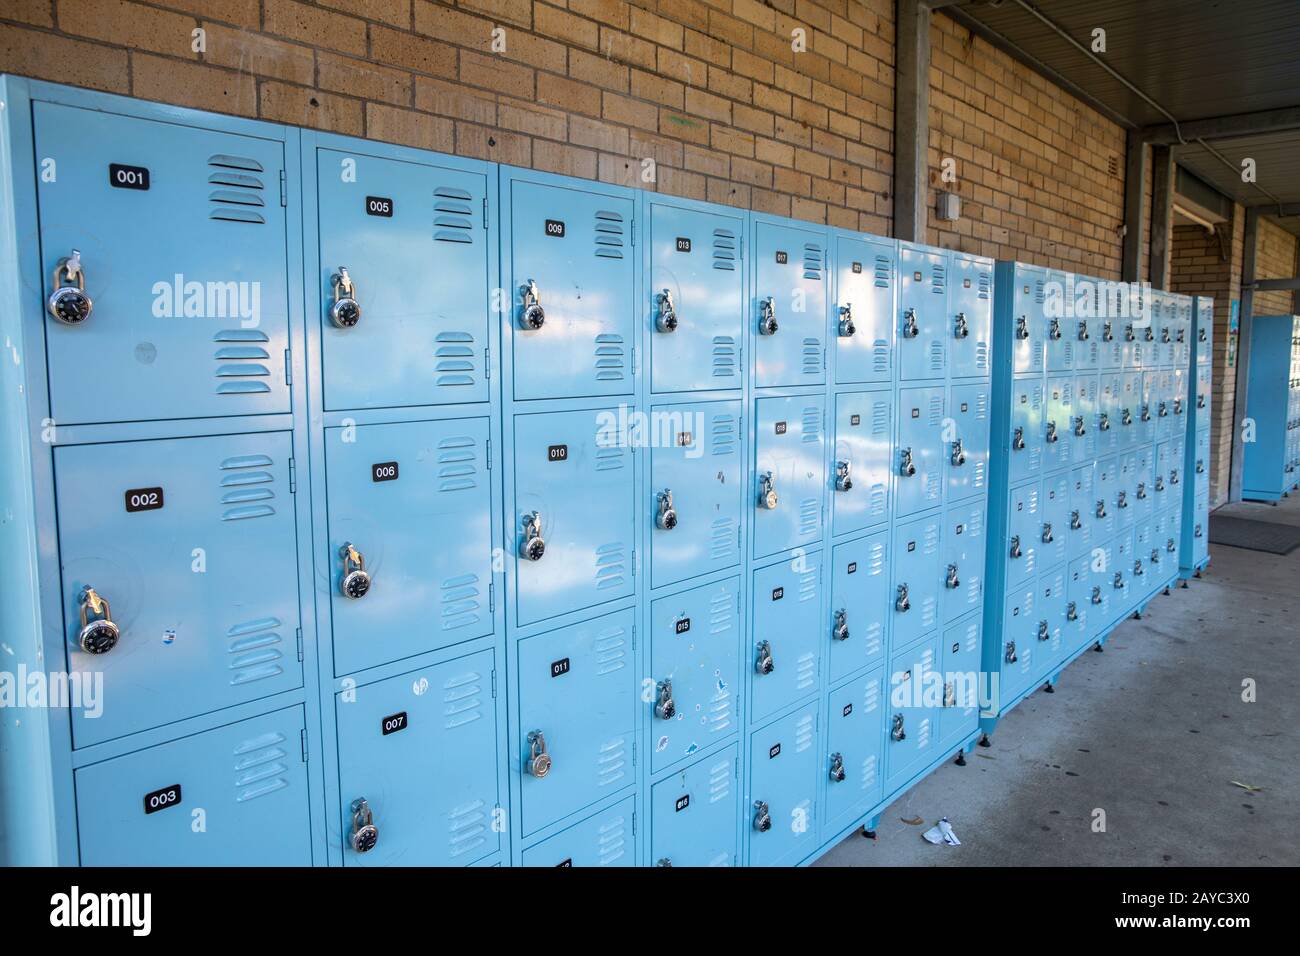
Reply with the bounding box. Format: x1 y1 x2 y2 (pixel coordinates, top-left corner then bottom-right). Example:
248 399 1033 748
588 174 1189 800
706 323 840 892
1077 319 1090 341
1041 522 1054 544
891 714 906 742
1122 407 1133 426
753 801 772 832
1170 468 1180 485
1194 523 1203 539
1009 535 1022 559
895 583 910 613
1199 326 1207 342
1048 316 1061 340
1196 459 1204 475
834 460 853 492
1141 404 1152 422
1134 559 1144 577
951 438 967 466
1074 415 1087 436
1151 547 1161 565
943 681 956 708
1161 326 1171 343
75 585 119 655
757 472 779 510
828 752 846 783
1099 412 1110 431
758 297 778 336
1169 536 1179 553
1015 315 1029 340
1091 585 1103 605
525 730 552 777
899 447 917 477
339 543 372 600
1117 489 1127 509
838 304 856 337
656 288 678 333
1066 601 1078 622
901 307 919 339
1197 394 1206 409
1177 327 1186 343
1158 401 1168 418
1096 499 1107 519
1144 325 1154 342
832 608 849 642
945 563 960 590
520 279 545 329
1137 482 1147 500
349 798 379 853
520 511 546 561
1155 475 1165 492
1045 420 1058 444
655 679 676 720
1037 619 1050 642
1005 641 1017 664
657 858 673 867
1070 510 1082 530
656 489 678 530
329 267 361 328
1124 323 1136 342
1013 426 1025 450
47 250 94 325
755 640 775 675
1102 321 1114 342
954 311 970 339
1113 571 1124 590
1174 398 1183 415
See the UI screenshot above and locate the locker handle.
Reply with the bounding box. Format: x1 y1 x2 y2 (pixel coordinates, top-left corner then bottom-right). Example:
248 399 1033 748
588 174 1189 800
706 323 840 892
329 267 361 329
1096 499 1107 518
1121 408 1133 426
1073 415 1087 437
1141 405 1151 422
891 714 906 742
1134 559 1144 577
1098 412 1110 432
1101 321 1114 343
755 640 775 675
838 304 856 338
1091 586 1103 605
1012 427 1025 451
1124 323 1136 342
1070 510 1082 530
1041 523 1053 544
654 680 676 720
1045 421 1058 444
656 288 678 333
520 279 545 329
753 801 773 832
758 297 778 336
758 472 779 510
1136 483 1146 500
834 460 853 492
899 448 916 477
1066 601 1078 622
945 563 960 589
1151 548 1161 564
1113 571 1124 590
1009 536 1022 559
1004 641 1017 664
1144 326 1155 342
75 585 119 654
48 249 94 326
1117 490 1127 509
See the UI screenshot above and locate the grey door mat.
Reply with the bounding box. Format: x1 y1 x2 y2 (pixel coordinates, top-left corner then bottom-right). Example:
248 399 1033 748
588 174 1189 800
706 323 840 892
1208 515 1300 555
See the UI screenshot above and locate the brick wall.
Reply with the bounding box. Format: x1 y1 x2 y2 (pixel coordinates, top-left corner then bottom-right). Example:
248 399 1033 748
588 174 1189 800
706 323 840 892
1253 217 1299 316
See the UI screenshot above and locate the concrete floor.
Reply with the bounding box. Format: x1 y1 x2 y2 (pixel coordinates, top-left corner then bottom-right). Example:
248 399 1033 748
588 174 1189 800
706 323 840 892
816 494 1300 867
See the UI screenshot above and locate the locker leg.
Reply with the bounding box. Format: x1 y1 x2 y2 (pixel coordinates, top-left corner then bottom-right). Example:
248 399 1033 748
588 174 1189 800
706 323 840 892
1132 610 1142 619
1094 641 1104 652
955 750 967 766
1194 570 1202 578
1163 585 1171 595
861 815 880 840
978 733 993 748
1181 579 1190 588
1043 682 1055 694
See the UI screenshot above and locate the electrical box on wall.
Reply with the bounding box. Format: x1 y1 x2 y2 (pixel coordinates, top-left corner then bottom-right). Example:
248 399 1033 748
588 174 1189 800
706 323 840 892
936 191 961 222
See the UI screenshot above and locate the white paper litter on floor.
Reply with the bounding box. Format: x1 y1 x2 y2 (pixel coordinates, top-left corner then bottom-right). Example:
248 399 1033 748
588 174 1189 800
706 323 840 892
922 817 961 846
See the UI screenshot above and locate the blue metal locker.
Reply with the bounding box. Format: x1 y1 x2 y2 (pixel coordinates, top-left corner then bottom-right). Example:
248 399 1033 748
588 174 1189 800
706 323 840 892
1045 278 1074 373
1008 378 1044 484
949 252 993 379
1072 373 1099 463
1133 444 1156 525
1005 481 1040 589
336 651 500 866
646 199 743 393
1116 453 1137 531
1113 529 1136 613
753 394 826 557
516 609 636 836
1098 312 1124 371
896 384 946 515
753 221 827 387
897 244 949 381
891 512 943 649
1119 371 1143 450
1074 306 1100 371
941 501 986 624
1039 472 1070 570
507 179 636 400
831 390 892 534
828 534 889 683
999 585 1037 707
35 102 290 425
1007 265 1046 375
938 616 981 751
747 704 819 866
325 417 493 675
1155 369 1176 441
512 407 634 625
316 148 489 410
1065 555 1093 648
650 747 739 867
649 400 743 588
1043 374 1073 474
520 796 636 867
833 235 895 384
1068 463 1096 560
55 432 303 747
1033 565 1068 682
647 578 741 774
1097 373 1122 457
750 557 822 722
1094 457 1118 539
74 707 313 865
1089 539 1116 626
824 668 885 834
948 381 991 503
883 633 942 790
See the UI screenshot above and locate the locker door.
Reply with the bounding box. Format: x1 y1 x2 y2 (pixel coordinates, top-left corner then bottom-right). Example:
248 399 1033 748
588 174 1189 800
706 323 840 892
1074 309 1100 370
318 149 488 410
1171 367 1187 432
1043 272 1072 372
1089 540 1115 626
521 796 635 867
1008 266 1046 375
1068 464 1095 561
1192 493 1209 564
1094 457 1118 539
1039 472 1070 570
1149 512 1172 578
1005 481 1040 590
1066 555 1093 650
751 557 822 723
648 202 743 392
898 246 948 380
1043 376 1072 475
75 707 312 865
1008 378 1044 485
1154 439 1174 511
1168 437 1186 496
35 103 289 425
337 651 499 866
941 501 985 625
1098 314 1123 370
1071 374 1098 464
1118 372 1142 450
1131 309 1152 370
1158 300 1176 367
509 180 635 400
1133 519 1154 591
1097 374 1121 457
834 235 895 384
883 633 941 790
896 385 946 516
56 433 302 748
651 747 739 867
517 610 636 835
825 669 885 834
891 512 942 649
1196 365 1212 417
948 382 990 503
1119 309 1139 370
514 408 634 625
1133 445 1155 524
649 400 743 588
648 578 741 774
1140 370 1160 446
748 704 818 866
753 394 826 557
938 616 981 751
1116 453 1136 531
828 533 889 684
1197 304 1213 366
327 417 493 676
949 252 993 379
830 391 890 535
1193 428 1210 499
1033 566 1067 681
1113 530 1135 611
753 222 827 387
999 586 1036 708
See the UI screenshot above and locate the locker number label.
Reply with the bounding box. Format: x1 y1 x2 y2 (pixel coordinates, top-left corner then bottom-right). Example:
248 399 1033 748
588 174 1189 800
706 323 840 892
769 743 781 759
852 261 863 274
847 562 858 574
124 487 164 513
550 657 570 678
850 414 861 426
143 783 181 814
547 444 568 462
545 219 566 238
843 703 853 717
366 196 394 217
675 237 692 252
771 587 784 601
381 711 408 735
675 618 691 634
371 461 399 482
774 421 787 435
775 251 789 264
109 163 150 190
675 794 691 812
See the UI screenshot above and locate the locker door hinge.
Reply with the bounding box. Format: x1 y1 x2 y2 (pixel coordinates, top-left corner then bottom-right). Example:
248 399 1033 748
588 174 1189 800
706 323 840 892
482 197 488 228
488 581 495 612
631 809 637 835
630 219 635 246
486 438 492 470
631 345 637 375
279 170 287 207
284 348 292 385
288 457 297 494
631 549 636 577
299 728 308 762
490 668 497 699
295 627 303 662
631 741 637 767
484 347 490 380
631 623 636 650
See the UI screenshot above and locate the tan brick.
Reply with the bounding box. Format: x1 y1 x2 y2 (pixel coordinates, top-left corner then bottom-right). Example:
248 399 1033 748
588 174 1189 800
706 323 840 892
569 114 630 153
59 0 197 58
659 0 711 33
459 0 532 29
629 7 683 48
264 0 367 57
414 0 492 48
600 27 657 70
461 49 534 98
569 0 628 30
569 47 628 91
708 8 753 49
457 122 531 164
533 138 599 179
133 53 256 115
498 97 567 140
259 80 363 135
631 69 685 109
5 0 53 26
370 25 457 81
707 66 751 102
415 76 496 124
320 0 411 28
660 109 710 145
318 51 412 105
201 24 315 86
0 22 128 92
685 87 730 123
535 3 599 49
684 28 730 68
599 152 638 187
658 165 707 200
365 102 454 149
538 72 601 117
603 91 658 130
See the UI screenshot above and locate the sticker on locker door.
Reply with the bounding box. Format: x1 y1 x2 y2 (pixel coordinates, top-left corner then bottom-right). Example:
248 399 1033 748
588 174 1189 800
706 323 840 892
56 432 302 748
753 394 825 557
753 222 826 387
327 417 493 675
829 533 888 683
651 746 739 867
832 390 890 533
834 236 894 384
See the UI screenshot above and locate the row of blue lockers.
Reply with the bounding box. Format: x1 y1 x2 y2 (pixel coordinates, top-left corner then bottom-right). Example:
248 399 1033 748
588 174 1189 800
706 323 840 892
1242 314 1300 501
0 77 1206 867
